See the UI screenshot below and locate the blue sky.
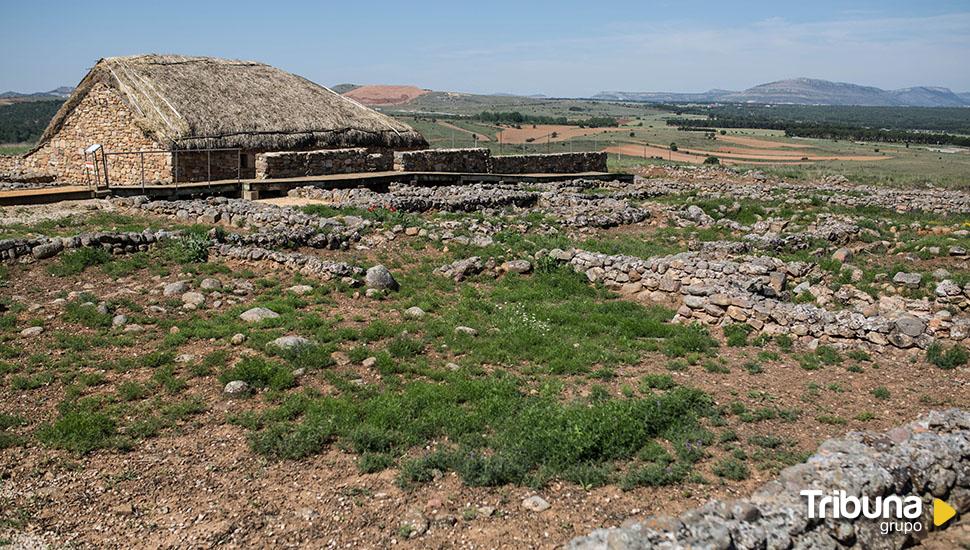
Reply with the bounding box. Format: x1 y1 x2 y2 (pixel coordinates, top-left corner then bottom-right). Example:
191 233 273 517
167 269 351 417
2 0 969 96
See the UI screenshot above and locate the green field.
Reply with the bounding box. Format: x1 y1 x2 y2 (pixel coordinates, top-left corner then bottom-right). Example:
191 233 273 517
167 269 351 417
388 97 970 189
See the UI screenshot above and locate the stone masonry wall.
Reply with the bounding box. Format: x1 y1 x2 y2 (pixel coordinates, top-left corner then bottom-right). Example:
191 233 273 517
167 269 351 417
569 408 970 549
490 152 608 174
176 150 254 182
22 82 172 185
393 149 608 174
393 148 491 173
255 148 392 179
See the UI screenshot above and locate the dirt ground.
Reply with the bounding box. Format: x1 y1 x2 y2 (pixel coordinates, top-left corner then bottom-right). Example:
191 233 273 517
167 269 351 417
1 191 968 548
497 125 628 145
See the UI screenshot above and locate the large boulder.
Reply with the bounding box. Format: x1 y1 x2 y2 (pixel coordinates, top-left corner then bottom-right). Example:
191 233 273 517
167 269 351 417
365 265 399 291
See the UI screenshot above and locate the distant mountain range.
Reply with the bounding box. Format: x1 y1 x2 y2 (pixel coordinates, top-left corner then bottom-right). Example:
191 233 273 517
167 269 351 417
594 78 970 107
0 86 73 102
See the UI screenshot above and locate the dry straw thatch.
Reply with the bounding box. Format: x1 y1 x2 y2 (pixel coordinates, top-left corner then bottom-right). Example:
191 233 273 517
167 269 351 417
37 54 427 152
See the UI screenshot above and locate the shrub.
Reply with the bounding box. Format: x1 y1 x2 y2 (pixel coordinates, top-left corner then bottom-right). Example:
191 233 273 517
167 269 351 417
871 386 891 400
712 457 749 480
703 156 720 165
723 323 753 347
926 342 968 370
160 234 210 264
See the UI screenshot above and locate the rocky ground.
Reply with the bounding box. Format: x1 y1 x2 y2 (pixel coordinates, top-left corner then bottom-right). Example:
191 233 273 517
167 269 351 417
0 166 968 548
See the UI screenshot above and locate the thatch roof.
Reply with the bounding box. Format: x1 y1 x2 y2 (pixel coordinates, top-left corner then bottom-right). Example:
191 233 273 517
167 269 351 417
37 54 427 151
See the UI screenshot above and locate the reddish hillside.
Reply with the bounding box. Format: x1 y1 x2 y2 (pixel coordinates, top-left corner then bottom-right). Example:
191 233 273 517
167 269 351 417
343 85 430 106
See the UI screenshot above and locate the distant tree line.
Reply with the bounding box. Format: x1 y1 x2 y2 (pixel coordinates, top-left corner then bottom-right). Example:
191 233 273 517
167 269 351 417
667 116 970 147
656 103 970 134
475 111 618 127
0 100 63 144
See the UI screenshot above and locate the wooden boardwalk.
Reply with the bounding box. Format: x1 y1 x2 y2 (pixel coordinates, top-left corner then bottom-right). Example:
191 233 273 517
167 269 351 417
0 171 632 206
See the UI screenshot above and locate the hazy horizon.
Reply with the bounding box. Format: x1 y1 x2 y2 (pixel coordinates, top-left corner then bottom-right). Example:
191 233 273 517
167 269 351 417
3 0 969 96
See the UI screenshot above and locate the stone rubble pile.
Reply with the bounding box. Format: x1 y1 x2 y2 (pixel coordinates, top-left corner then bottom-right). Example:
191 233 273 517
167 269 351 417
288 183 538 212
0 229 177 262
568 408 970 549
289 179 650 229
109 196 362 250
545 247 970 348
211 244 363 281
641 177 970 215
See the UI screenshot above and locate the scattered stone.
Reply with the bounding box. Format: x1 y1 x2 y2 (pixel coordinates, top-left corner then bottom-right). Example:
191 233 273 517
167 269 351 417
522 496 550 512
270 335 312 350
112 314 128 327
163 281 189 296
503 259 533 274
200 278 223 290
365 265 399 291
230 333 247 345
123 324 144 333
239 307 280 323
404 306 426 319
20 326 43 337
287 284 314 295
361 357 378 368
950 246 967 256
454 326 478 336
181 292 205 306
223 380 250 395
831 247 853 263
400 508 429 538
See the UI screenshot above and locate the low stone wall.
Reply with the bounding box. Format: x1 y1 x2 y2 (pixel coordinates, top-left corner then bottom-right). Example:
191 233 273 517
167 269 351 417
0 230 175 262
393 148 490 173
490 152 607 174
109 196 363 250
545 248 970 348
212 244 363 281
569 408 970 549
255 148 392 179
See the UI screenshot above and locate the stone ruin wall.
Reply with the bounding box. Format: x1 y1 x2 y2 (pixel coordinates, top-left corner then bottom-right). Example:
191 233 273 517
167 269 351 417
549 248 970 350
20 82 172 185
490 152 608 174
393 148 491 173
255 148 392 179
568 409 970 549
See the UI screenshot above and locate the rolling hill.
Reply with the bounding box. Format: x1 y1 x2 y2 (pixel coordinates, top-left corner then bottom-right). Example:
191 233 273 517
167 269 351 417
594 78 970 107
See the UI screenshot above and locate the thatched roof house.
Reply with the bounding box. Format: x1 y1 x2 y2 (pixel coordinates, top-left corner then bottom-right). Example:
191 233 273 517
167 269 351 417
26 54 427 184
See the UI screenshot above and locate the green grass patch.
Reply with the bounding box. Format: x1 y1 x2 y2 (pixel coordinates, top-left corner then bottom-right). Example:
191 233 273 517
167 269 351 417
240 372 714 489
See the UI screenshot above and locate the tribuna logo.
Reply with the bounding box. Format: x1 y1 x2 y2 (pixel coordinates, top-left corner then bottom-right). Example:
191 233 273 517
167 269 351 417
801 490 922 520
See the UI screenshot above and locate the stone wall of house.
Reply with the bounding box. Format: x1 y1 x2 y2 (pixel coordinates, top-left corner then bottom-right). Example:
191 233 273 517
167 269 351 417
0 155 50 183
175 150 254 182
22 83 172 185
490 152 608 174
569 408 970 549
393 148 491 173
392 149 608 174
255 148 392 179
